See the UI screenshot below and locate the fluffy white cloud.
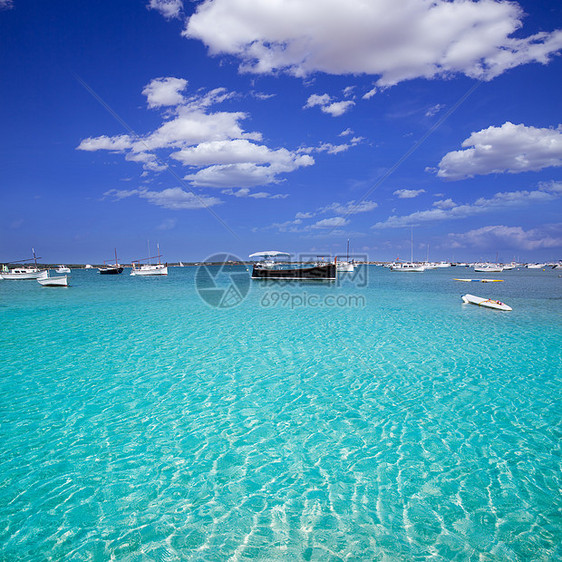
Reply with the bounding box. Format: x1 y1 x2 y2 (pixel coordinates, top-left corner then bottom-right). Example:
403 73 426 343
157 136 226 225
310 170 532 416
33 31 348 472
312 216 349 229
142 77 187 108
374 181 562 228
78 134 134 152
433 198 456 209
105 187 222 210
183 0 562 85
78 79 314 190
394 188 425 199
436 122 562 179
448 225 562 250
305 93 354 116
171 139 306 168
148 0 183 19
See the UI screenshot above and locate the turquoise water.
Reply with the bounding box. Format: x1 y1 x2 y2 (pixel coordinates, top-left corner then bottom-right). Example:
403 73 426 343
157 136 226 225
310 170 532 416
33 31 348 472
1 266 561 560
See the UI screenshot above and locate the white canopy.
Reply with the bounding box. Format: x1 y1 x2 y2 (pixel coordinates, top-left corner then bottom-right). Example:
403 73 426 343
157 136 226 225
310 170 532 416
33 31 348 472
249 250 291 258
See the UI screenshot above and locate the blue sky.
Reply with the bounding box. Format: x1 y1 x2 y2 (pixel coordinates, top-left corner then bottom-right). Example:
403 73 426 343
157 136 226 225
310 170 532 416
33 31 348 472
1 0 562 263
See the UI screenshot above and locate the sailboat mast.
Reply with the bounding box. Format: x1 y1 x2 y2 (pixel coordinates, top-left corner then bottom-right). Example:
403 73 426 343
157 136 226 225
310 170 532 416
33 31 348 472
410 227 414 263
114 248 118 266
346 239 349 262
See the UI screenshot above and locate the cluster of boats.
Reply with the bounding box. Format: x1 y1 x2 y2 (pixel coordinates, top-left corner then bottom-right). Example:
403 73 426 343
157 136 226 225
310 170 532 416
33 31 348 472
386 261 562 273
0 245 170 287
97 246 168 276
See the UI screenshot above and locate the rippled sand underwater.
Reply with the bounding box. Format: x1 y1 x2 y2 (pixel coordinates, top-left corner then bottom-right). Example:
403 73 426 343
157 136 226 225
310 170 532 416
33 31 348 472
1 267 561 560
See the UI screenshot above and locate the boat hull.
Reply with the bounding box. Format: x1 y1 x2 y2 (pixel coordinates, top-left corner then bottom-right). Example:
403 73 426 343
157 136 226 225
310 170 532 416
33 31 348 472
336 262 355 272
252 263 336 280
0 270 48 280
461 293 512 311
390 264 426 272
38 275 68 287
130 266 168 276
98 267 123 275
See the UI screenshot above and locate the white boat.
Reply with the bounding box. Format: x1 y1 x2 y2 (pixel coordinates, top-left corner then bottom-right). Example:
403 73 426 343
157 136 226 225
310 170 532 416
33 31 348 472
391 228 425 271
436 261 451 268
131 243 168 276
131 263 168 276
526 263 545 269
0 267 48 280
390 262 426 272
336 261 355 272
85 264 93 269
56 265 71 273
38 274 68 287
0 249 48 279
461 293 512 311
474 264 503 273
337 239 356 272
179 261 185 267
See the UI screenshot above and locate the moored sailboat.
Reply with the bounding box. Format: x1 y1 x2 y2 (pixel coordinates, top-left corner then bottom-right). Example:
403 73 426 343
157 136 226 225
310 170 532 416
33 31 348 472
131 243 168 276
98 249 123 274
0 249 48 280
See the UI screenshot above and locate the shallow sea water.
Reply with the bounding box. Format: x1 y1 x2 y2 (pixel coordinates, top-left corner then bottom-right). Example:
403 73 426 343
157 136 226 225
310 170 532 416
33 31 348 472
1 266 561 560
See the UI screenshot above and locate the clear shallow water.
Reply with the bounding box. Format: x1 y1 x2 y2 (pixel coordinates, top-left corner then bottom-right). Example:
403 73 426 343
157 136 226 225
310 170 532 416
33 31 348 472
1 267 561 560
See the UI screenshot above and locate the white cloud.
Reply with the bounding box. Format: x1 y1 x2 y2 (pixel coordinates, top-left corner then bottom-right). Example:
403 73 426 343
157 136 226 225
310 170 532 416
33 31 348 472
157 218 178 230
142 77 188 108
171 139 304 168
221 188 288 199
183 0 562 85
447 225 562 250
320 200 378 214
363 87 377 99
148 0 183 20
436 122 562 179
425 104 444 117
394 188 426 199
312 216 349 229
304 94 354 116
105 187 222 210
374 181 562 228
78 80 315 187
433 198 457 209
78 134 133 152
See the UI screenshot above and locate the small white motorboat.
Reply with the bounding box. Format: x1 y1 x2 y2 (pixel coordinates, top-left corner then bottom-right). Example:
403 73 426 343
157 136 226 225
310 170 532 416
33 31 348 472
461 293 512 311
56 265 71 273
38 275 68 287
474 264 504 273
